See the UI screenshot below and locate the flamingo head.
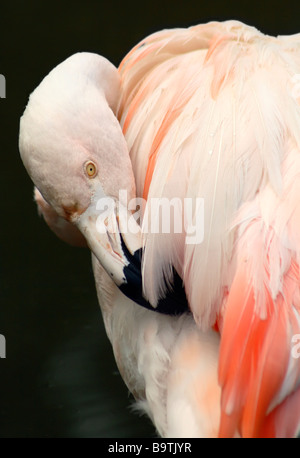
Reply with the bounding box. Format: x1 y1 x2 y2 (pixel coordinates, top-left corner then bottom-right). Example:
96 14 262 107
19 52 141 286
19 52 189 315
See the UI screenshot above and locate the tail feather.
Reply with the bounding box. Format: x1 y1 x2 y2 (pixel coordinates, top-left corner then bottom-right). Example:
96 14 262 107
219 244 300 437
219 160 300 436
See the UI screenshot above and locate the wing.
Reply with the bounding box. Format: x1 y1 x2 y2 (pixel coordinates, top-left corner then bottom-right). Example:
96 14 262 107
219 152 300 436
118 21 300 436
118 20 300 325
217 32 300 438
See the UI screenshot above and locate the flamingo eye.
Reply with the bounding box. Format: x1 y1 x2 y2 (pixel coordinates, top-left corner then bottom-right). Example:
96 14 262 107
85 161 97 178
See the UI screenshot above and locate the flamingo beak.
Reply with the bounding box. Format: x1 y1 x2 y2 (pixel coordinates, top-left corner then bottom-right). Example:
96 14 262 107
75 186 189 316
74 186 143 287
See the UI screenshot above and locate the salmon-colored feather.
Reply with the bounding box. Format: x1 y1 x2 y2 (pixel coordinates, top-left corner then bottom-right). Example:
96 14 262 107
143 94 193 200
219 256 300 437
116 20 300 437
20 20 300 438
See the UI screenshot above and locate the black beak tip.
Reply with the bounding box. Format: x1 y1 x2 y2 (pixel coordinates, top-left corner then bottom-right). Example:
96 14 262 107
119 234 190 316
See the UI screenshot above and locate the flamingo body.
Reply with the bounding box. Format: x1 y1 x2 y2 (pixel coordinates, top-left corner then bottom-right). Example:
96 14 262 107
19 20 300 437
118 21 300 437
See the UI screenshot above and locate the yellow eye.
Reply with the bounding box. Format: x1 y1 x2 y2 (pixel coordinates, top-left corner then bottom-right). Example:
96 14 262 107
85 161 97 178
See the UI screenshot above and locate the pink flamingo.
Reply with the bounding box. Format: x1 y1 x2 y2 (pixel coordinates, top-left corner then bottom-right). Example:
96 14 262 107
19 20 300 437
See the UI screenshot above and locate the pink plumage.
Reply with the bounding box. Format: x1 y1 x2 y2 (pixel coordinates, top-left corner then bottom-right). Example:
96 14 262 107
19 20 300 437
118 20 300 437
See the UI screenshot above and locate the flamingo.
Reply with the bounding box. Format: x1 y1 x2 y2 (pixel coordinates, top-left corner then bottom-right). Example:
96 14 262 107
19 20 300 438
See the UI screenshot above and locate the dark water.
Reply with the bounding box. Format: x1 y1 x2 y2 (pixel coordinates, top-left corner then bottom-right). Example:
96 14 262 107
0 0 299 438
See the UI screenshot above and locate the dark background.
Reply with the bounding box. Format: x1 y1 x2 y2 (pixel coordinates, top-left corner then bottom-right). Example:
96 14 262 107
0 0 299 438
